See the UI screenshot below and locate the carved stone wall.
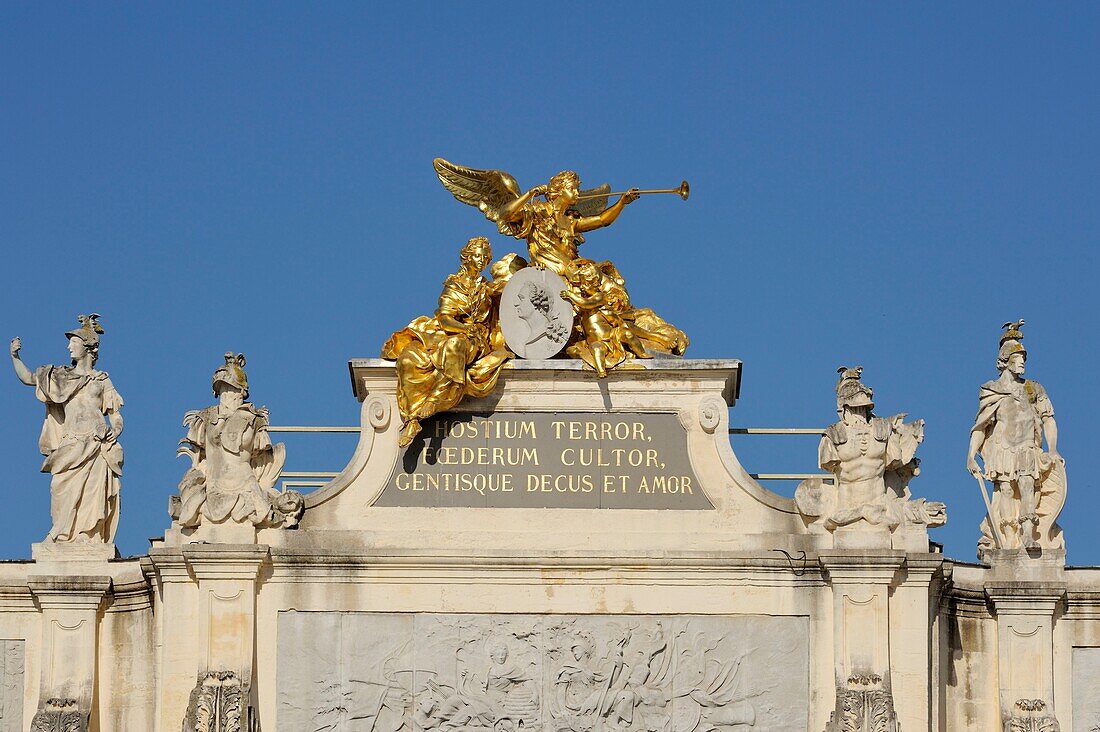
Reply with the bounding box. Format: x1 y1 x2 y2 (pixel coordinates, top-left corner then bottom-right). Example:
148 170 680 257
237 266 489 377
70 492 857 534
0 641 23 732
1072 648 1100 731
276 612 808 732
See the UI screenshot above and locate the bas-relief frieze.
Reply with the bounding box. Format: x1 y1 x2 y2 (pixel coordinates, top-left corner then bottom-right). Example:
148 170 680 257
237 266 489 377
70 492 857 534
277 613 807 732
1072 648 1100 731
0 641 23 732
377 413 711 509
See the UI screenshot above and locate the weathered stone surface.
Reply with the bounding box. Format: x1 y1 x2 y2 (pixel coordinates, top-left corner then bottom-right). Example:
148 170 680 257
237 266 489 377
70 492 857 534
276 612 808 732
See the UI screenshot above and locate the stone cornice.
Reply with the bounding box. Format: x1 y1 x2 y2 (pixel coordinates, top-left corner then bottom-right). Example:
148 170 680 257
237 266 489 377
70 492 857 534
985 581 1066 616
182 544 270 582
28 575 111 611
819 551 906 585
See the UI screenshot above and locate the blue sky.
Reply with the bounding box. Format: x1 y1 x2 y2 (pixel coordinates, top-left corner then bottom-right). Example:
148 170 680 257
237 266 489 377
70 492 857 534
0 4 1097 562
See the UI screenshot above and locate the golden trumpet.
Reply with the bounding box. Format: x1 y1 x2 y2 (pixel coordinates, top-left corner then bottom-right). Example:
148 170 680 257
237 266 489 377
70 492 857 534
576 180 690 201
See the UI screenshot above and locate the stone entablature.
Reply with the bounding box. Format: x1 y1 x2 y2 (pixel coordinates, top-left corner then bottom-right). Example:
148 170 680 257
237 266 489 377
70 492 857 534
0 358 1091 730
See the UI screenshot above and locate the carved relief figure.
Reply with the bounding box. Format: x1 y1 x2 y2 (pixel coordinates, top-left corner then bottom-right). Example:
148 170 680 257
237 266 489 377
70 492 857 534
468 639 539 730
796 367 946 532
382 237 513 446
175 353 303 529
552 635 606 726
432 159 688 376
10 315 123 543
967 321 1066 555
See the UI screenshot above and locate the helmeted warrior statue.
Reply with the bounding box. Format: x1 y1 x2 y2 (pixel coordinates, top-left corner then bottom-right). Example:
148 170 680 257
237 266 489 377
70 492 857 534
174 353 304 529
9 314 124 543
967 321 1065 556
796 366 945 533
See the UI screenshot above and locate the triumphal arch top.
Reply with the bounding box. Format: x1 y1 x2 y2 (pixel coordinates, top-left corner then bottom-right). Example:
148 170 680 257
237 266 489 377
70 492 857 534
0 160 1095 732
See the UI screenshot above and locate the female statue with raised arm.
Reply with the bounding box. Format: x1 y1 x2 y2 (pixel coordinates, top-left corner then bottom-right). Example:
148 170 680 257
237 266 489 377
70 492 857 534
9 314 123 543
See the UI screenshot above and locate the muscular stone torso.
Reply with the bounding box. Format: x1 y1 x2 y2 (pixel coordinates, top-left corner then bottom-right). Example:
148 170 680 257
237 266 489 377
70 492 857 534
204 408 258 492
989 382 1042 451
834 419 888 484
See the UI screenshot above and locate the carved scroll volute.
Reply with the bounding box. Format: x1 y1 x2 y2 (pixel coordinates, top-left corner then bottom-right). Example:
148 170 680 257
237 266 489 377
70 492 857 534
698 396 726 434
366 395 391 431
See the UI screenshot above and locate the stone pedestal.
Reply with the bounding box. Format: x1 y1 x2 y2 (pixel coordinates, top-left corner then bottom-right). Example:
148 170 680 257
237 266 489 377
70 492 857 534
985 549 1066 729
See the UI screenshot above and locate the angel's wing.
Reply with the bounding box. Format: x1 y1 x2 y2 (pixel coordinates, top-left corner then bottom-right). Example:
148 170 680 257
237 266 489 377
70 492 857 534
569 183 611 218
433 158 523 227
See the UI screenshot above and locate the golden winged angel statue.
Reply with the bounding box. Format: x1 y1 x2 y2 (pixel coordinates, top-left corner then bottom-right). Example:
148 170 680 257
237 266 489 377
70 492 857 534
381 160 692 447
432 158 688 363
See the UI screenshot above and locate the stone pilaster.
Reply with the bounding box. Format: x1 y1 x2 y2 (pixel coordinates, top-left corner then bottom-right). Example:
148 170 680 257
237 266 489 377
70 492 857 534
820 551 905 732
985 549 1066 730
146 543 268 732
27 574 111 731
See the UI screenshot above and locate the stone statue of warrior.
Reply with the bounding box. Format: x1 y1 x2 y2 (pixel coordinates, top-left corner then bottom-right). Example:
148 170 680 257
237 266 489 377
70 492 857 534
967 321 1066 555
818 367 924 528
795 367 943 535
9 314 124 543
175 353 303 529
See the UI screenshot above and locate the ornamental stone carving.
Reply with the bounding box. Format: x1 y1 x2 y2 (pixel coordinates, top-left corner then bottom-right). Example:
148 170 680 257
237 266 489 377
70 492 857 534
278 612 808 732
824 674 898 732
968 321 1066 557
795 366 946 534
9 315 124 543
182 671 245 732
172 353 303 530
1003 698 1060 732
30 697 85 732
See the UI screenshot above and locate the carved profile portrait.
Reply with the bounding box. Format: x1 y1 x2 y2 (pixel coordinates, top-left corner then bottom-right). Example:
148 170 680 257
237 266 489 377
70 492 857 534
500 267 574 360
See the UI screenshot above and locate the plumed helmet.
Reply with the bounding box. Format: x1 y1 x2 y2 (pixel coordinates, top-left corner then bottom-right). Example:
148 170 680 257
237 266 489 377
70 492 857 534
997 319 1027 367
212 352 249 398
64 313 104 348
836 365 874 411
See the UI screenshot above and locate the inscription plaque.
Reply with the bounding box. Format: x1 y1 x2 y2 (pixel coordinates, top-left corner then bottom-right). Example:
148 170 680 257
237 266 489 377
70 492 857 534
277 612 808 732
378 413 711 509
